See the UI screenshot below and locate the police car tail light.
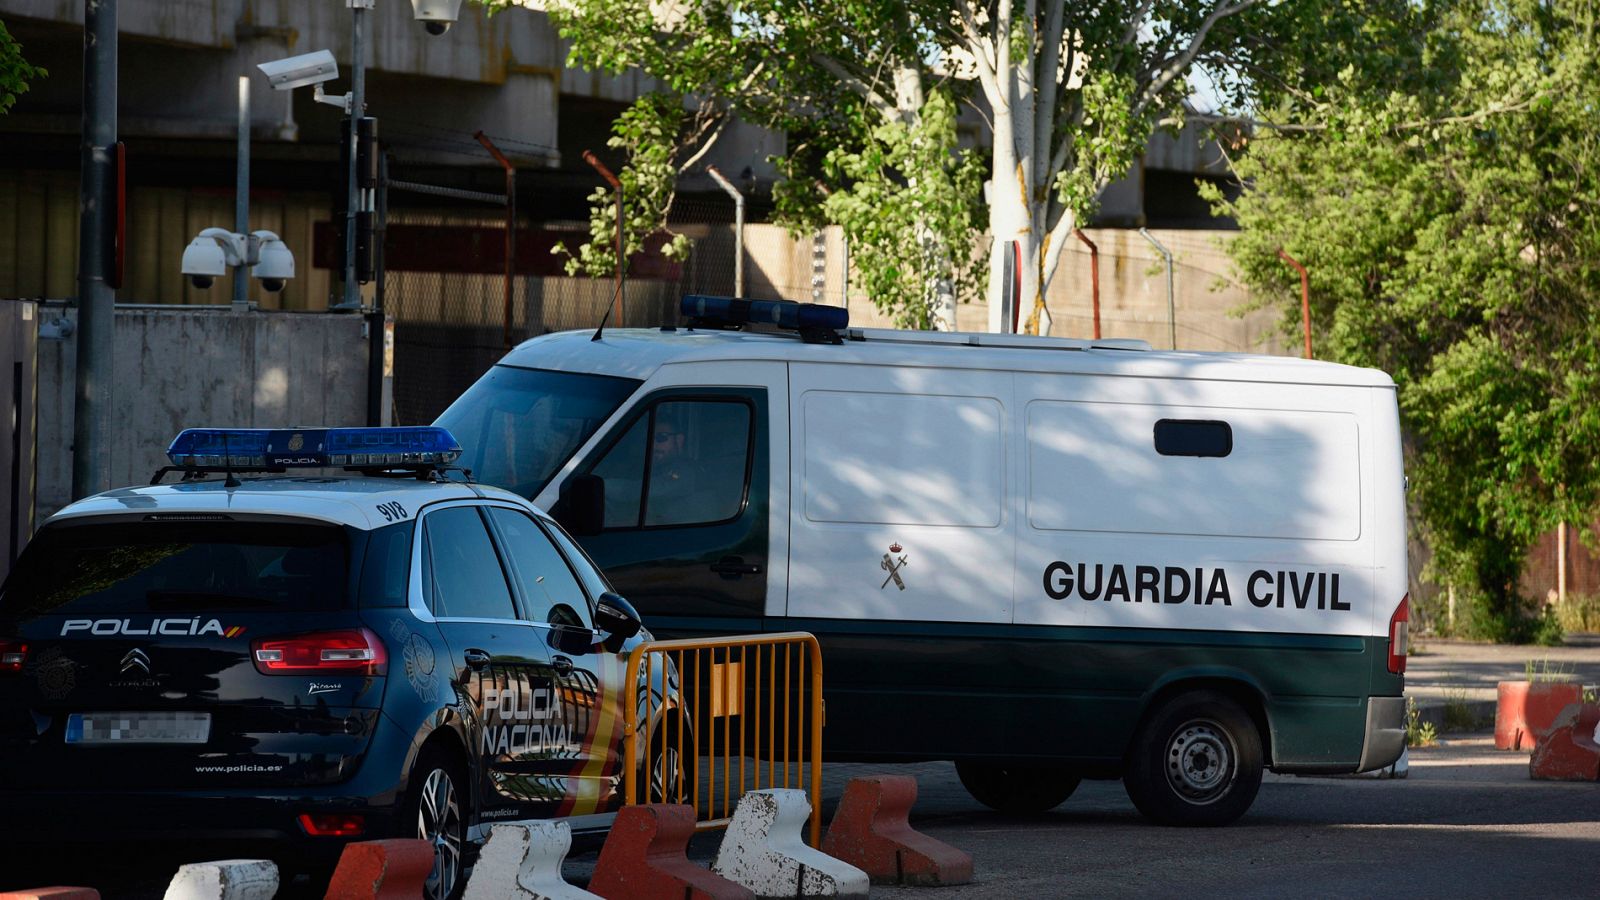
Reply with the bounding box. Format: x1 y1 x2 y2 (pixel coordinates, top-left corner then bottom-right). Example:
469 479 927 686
1388 595 1409 675
252 629 387 675
298 812 365 837
0 640 26 673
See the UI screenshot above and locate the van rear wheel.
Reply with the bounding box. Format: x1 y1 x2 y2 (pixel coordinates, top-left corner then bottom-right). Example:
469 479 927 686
955 761 1080 815
1123 690 1263 826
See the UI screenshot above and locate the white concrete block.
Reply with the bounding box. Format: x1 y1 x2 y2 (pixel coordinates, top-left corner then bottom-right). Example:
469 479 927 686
464 821 601 900
163 859 279 900
714 789 869 899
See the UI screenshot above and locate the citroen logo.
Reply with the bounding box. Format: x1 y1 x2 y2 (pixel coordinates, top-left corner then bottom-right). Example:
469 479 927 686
120 648 151 675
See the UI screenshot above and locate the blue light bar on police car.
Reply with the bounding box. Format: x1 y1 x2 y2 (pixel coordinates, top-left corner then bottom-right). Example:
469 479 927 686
167 427 462 469
681 295 849 333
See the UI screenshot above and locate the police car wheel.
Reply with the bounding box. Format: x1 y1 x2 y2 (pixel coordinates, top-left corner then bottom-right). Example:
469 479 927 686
954 760 1081 815
1124 690 1263 827
644 723 694 804
407 748 467 900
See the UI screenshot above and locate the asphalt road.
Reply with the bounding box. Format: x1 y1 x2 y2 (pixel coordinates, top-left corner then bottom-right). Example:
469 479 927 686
10 734 1595 898
852 736 1600 899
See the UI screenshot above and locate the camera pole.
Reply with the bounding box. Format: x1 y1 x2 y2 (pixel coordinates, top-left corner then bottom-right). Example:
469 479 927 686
338 0 371 311
233 75 250 312
71 0 118 500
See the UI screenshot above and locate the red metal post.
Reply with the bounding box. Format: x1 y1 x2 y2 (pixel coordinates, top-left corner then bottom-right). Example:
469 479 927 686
474 131 516 352
583 150 625 328
1277 247 1311 359
1073 229 1100 340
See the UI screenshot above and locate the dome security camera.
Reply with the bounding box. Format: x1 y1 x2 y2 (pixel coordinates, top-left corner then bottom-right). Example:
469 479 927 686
411 0 463 35
251 231 295 293
181 232 231 290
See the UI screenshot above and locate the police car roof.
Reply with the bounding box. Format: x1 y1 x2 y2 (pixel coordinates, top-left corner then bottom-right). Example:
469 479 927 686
47 475 535 532
501 327 1396 389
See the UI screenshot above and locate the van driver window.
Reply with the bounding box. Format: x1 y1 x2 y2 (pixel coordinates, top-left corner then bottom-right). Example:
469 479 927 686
589 400 752 529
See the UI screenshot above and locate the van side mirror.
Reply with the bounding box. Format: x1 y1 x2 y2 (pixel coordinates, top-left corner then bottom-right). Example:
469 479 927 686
557 473 605 536
594 592 642 642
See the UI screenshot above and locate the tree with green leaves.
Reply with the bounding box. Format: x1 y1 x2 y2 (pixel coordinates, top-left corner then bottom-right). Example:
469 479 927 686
1210 0 1600 642
0 18 44 114
484 0 1302 330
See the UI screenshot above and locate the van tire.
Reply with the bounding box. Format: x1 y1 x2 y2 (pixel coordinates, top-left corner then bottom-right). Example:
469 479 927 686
955 761 1080 815
405 745 467 900
1123 690 1263 826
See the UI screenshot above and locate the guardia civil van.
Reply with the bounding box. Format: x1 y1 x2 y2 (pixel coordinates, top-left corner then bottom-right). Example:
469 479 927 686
437 297 1411 827
0 427 674 899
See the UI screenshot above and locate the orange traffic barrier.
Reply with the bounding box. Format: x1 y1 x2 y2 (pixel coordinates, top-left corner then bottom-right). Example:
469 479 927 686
1530 702 1600 781
0 889 99 900
821 776 973 886
624 632 825 846
323 839 435 900
589 804 753 900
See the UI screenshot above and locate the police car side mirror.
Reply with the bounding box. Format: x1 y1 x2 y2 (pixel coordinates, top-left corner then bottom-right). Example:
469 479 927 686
557 473 605 537
594 592 642 641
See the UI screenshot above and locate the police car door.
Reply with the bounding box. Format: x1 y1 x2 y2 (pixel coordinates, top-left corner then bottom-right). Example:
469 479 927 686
484 506 628 820
418 502 560 822
562 363 786 633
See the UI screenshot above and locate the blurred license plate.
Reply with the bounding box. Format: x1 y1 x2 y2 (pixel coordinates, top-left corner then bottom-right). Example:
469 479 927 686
64 711 210 744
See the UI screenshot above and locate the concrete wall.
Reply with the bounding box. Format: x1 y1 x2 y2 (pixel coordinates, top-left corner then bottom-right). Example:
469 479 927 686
36 306 370 521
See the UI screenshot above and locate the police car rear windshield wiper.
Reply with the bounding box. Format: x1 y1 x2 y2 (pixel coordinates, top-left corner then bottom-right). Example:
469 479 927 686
145 590 271 611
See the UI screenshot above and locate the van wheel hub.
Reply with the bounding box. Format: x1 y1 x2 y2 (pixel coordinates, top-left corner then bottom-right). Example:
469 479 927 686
1166 720 1234 802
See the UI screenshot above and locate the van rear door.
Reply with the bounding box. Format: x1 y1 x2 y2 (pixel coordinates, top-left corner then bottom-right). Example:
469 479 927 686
0 516 382 791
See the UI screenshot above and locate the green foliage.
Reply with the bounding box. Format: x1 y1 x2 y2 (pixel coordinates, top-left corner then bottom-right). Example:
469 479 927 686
1524 657 1577 683
0 19 45 114
1440 688 1480 732
774 93 985 329
1212 0 1600 642
1553 594 1600 634
1405 697 1437 747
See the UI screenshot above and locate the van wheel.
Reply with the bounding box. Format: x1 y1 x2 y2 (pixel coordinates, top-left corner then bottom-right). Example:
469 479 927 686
1123 690 1263 827
406 747 466 900
955 761 1080 815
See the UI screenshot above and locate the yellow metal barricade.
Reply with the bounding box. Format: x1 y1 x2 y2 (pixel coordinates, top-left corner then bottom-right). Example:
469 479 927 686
623 632 825 846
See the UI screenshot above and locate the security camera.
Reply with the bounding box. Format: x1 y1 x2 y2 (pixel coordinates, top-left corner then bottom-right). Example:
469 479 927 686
257 50 340 91
251 230 295 293
411 0 463 35
181 232 230 289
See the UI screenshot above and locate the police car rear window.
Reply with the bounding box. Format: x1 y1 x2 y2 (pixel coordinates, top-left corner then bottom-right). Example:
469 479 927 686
1 521 351 618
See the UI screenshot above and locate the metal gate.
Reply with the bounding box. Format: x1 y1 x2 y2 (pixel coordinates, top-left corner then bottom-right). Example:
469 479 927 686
0 300 37 580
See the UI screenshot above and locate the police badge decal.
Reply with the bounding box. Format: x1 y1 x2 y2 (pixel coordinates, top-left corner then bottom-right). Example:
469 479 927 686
880 542 909 591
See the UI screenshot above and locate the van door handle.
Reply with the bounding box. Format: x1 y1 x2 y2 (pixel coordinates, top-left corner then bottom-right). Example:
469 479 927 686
551 655 575 676
710 556 762 577
463 649 492 671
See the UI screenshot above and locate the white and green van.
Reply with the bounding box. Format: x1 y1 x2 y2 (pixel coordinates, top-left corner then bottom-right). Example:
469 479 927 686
436 298 1410 826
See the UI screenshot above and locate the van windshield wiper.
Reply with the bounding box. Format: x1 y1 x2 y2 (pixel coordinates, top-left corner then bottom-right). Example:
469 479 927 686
145 590 269 610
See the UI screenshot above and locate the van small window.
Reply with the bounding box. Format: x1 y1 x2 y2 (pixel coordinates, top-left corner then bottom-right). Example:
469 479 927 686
1153 419 1232 458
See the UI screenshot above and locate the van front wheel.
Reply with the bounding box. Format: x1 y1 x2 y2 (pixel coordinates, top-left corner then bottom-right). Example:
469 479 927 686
1123 690 1263 826
955 761 1080 815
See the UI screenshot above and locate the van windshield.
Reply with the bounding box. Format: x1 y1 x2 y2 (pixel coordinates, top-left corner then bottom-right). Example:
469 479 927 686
1 520 351 618
435 365 641 499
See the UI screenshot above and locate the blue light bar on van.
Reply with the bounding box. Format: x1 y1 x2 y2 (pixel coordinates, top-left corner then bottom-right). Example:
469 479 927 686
167 427 462 469
681 296 849 333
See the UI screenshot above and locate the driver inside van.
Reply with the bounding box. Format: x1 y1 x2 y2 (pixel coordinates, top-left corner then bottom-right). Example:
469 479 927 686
646 411 716 525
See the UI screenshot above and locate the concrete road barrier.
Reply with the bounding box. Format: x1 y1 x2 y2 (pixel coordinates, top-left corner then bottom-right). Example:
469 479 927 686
1496 681 1587 751
163 860 278 900
821 776 973 886
465 822 600 900
589 804 753 900
1530 702 1600 781
714 790 869 899
323 839 435 900
0 889 100 899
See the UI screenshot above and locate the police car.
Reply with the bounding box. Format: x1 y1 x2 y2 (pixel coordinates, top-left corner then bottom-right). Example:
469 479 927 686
0 427 672 898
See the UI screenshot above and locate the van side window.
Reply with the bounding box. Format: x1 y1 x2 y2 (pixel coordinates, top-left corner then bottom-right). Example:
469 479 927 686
589 399 753 529
488 507 591 628
1153 419 1233 458
424 506 517 620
